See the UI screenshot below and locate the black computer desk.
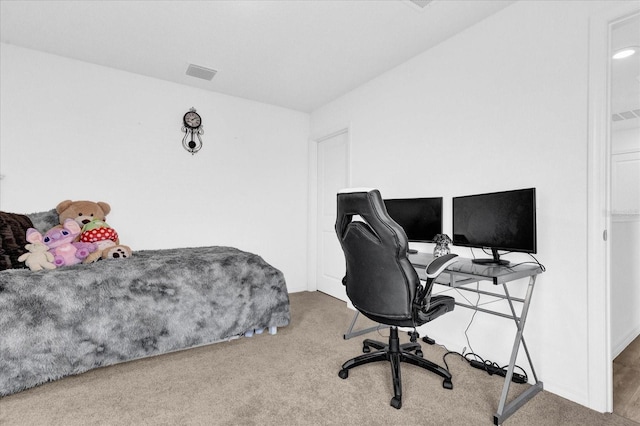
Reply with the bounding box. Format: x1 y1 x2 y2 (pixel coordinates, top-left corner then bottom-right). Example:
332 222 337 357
343 252 544 425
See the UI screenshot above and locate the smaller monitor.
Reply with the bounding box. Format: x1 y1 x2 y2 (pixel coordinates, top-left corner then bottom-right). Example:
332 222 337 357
383 197 443 243
452 188 537 266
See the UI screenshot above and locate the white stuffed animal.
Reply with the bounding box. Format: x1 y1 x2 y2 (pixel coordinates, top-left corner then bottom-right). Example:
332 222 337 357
18 241 56 271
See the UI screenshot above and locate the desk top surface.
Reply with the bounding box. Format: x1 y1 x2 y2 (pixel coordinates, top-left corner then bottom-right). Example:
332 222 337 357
409 252 543 285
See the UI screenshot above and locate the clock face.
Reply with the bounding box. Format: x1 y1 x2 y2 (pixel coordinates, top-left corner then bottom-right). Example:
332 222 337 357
183 111 201 129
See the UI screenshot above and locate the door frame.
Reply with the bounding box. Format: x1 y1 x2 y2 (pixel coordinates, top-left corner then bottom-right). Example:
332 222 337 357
307 127 351 292
587 2 639 413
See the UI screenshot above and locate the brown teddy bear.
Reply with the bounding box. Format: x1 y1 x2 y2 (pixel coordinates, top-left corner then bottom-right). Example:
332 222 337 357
54 200 132 263
101 244 133 260
56 200 112 228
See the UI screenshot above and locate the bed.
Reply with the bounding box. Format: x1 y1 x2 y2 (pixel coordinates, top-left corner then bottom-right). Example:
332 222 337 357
0 210 290 397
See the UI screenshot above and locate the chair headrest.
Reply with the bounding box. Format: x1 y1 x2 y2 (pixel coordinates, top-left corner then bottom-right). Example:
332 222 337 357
337 187 377 195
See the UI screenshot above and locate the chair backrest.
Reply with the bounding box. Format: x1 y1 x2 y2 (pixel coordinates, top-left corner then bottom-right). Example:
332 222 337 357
335 188 420 325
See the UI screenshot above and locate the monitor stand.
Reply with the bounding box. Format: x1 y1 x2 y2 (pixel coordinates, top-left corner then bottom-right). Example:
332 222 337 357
471 248 510 266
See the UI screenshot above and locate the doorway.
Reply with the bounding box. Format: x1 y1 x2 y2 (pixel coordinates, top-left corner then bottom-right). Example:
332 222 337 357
610 12 640 423
587 3 640 415
610 13 640 357
315 129 350 301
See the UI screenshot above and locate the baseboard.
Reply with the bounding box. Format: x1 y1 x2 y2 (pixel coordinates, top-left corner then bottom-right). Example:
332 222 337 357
542 381 590 411
613 326 640 359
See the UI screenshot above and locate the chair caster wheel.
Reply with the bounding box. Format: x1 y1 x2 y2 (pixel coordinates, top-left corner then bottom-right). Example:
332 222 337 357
415 349 423 357
443 380 453 390
390 396 402 409
338 369 349 379
363 345 370 353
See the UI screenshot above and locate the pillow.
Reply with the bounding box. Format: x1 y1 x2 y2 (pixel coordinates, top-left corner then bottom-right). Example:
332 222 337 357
0 211 35 270
27 209 59 234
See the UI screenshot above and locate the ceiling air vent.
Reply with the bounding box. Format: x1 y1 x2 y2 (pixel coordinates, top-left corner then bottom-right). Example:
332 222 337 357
612 109 640 121
405 0 434 11
186 64 217 81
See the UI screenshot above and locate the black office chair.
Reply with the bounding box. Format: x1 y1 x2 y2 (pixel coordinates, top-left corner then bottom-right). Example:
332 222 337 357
335 188 458 409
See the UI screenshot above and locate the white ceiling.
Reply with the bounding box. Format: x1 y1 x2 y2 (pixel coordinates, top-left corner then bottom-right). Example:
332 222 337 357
1 1 638 118
0 0 515 112
611 13 640 127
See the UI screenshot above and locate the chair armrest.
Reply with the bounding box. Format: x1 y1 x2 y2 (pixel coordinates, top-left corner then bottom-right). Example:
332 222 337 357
425 254 458 279
414 254 459 311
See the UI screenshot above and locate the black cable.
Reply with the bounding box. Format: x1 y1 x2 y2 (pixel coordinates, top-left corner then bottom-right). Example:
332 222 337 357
463 282 481 359
500 363 529 380
465 353 528 383
505 253 546 269
442 350 465 371
439 248 533 384
527 253 546 272
472 248 546 272
447 265 529 384
442 351 529 384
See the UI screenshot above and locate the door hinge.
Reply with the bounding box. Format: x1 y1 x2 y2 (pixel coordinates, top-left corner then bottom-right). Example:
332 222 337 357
603 229 608 241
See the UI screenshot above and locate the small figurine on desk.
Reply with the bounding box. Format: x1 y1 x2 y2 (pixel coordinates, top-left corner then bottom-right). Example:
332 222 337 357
433 233 452 258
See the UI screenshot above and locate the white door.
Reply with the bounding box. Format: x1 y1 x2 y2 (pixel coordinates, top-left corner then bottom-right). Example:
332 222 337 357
317 130 349 301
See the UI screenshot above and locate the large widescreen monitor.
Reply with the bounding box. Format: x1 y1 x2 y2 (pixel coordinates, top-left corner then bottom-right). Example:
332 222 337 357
452 188 537 266
383 197 443 243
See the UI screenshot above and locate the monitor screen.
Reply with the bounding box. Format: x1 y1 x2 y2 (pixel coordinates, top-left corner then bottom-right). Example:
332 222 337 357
383 197 443 243
452 188 536 264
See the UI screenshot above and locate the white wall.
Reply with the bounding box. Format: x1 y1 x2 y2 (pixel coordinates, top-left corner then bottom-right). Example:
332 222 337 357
310 0 625 408
613 126 640 152
0 43 310 293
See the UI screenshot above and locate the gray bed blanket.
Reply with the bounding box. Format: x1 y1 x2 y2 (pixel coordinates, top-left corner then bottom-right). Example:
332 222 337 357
0 246 290 396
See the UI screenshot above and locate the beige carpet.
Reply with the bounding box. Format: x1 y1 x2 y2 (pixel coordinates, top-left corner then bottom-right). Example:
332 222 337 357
614 335 640 423
0 291 636 426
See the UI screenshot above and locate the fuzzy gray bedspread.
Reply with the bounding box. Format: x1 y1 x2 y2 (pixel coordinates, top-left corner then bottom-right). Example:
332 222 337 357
0 246 290 397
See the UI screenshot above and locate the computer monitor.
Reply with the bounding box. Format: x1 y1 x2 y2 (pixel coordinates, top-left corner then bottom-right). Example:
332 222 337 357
383 197 443 243
452 188 537 266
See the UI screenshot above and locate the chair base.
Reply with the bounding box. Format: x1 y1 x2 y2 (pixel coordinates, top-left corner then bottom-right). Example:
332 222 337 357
338 327 452 409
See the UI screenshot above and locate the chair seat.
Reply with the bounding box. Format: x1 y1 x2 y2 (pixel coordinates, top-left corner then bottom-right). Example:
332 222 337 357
416 294 455 324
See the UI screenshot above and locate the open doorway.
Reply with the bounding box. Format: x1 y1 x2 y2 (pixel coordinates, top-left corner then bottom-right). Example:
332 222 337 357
610 12 640 423
587 2 639 414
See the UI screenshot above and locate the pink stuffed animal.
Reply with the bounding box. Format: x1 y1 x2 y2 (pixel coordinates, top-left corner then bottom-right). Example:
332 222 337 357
28 219 97 267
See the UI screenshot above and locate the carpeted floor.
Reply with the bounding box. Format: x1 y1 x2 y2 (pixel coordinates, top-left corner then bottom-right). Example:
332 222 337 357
614 335 640 423
0 291 637 425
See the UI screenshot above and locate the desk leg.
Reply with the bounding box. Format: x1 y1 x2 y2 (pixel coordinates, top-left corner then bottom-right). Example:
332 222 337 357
493 275 543 425
343 311 389 340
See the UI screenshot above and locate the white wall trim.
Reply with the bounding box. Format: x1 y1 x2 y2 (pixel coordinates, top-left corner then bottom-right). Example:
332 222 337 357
613 325 640 359
587 3 640 413
307 137 319 292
